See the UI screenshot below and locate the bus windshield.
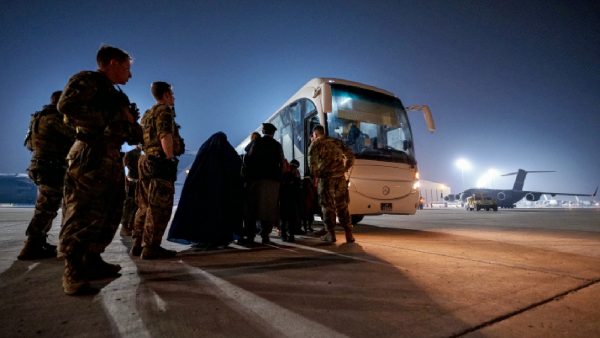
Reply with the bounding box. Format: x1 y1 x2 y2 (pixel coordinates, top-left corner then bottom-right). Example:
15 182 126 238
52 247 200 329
327 84 416 165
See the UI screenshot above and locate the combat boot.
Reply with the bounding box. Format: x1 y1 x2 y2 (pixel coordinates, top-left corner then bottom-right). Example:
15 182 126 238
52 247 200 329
17 238 57 260
344 228 355 243
130 236 142 256
320 231 336 243
84 253 121 280
140 246 177 260
63 257 95 295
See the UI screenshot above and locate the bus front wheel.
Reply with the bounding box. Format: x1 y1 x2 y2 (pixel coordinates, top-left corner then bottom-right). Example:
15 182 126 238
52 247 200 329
351 215 364 225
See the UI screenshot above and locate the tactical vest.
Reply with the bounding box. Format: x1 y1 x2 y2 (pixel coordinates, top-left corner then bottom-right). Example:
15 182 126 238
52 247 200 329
24 112 41 151
141 104 184 157
308 137 352 178
25 105 75 159
60 71 141 147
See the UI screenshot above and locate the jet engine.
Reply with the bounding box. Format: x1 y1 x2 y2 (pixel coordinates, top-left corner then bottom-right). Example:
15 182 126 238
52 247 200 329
525 192 542 201
443 194 461 202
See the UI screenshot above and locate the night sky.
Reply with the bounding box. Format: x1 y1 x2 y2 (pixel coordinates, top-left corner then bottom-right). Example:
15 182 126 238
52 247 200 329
1 0 598 194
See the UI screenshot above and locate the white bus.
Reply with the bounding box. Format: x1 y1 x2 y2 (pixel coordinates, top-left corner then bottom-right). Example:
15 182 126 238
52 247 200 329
236 78 435 223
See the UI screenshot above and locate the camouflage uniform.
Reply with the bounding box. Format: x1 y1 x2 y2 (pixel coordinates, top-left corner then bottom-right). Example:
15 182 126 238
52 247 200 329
58 71 142 274
131 153 148 250
19 102 75 259
308 136 355 242
132 104 184 252
119 146 142 235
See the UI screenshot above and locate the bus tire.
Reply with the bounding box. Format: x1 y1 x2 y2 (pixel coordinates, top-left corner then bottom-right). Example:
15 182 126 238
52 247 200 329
351 215 364 225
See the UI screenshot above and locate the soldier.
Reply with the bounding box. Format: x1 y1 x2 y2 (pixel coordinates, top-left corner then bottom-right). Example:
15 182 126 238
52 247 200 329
119 144 142 236
18 90 75 260
130 81 184 259
308 125 355 243
58 45 142 295
243 123 284 244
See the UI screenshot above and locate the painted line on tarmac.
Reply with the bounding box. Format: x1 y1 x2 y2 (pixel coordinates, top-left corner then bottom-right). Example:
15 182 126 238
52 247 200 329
262 241 303 254
228 243 251 250
98 246 151 338
151 289 168 312
26 262 40 273
180 261 349 338
269 237 399 267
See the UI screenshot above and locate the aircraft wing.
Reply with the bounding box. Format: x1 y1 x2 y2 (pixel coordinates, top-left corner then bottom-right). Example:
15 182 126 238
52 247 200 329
531 186 598 198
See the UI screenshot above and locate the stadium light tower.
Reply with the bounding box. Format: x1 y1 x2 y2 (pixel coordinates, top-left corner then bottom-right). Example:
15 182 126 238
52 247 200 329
487 168 499 188
455 158 472 191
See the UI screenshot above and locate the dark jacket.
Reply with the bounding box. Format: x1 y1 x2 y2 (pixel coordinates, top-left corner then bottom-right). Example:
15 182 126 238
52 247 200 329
243 136 283 181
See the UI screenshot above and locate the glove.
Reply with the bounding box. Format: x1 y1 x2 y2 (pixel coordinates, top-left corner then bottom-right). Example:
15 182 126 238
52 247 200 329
149 157 178 181
163 157 179 181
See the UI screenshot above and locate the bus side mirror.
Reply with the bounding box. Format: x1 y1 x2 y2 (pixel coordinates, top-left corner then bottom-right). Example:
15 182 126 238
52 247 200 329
406 104 436 133
421 105 436 133
321 83 332 113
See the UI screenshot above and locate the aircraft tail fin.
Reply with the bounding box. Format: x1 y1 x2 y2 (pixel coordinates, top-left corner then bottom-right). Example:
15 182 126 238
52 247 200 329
501 169 555 191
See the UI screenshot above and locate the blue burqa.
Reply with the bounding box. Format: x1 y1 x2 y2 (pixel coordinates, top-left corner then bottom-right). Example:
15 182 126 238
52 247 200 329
167 132 243 247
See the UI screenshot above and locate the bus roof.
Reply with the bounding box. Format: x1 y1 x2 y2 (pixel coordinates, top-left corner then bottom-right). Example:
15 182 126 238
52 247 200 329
279 77 397 109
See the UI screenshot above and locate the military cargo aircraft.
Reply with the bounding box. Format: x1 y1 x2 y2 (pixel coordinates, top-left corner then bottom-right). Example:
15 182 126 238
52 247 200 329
445 169 597 208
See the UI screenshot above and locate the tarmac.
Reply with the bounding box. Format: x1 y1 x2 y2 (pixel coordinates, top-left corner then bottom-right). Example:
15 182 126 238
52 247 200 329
0 207 599 337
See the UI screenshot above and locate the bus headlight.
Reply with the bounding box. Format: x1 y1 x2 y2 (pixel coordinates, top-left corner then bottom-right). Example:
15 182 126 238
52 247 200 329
412 171 420 192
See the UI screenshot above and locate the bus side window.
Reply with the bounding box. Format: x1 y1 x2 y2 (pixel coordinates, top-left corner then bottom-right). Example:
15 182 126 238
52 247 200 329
289 102 304 176
279 107 294 163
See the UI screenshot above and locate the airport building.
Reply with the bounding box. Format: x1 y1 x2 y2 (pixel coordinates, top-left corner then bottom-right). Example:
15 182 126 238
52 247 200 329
419 179 452 208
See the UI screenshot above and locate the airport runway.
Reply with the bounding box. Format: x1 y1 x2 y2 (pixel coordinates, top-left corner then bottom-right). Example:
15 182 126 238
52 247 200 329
0 207 599 337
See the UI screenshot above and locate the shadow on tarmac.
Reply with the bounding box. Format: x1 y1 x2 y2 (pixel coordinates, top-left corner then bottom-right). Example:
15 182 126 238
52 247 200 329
126 226 474 337
2 208 600 337
0 257 119 337
0 220 501 337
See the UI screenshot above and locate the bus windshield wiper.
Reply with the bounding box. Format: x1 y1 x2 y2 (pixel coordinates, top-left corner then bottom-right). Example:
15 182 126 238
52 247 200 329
355 147 416 165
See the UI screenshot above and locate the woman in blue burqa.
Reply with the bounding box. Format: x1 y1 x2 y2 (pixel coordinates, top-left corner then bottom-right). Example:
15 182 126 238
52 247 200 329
167 132 243 249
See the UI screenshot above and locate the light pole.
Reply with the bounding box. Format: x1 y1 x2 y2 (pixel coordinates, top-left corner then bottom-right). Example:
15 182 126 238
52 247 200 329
455 158 472 191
